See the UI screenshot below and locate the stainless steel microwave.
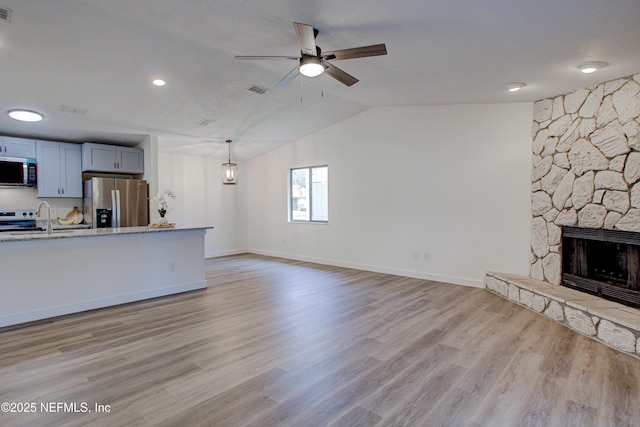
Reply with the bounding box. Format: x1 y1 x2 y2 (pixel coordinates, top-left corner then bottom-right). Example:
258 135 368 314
0 157 37 186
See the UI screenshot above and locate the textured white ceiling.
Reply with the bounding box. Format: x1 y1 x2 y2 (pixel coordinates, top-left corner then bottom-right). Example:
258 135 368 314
0 0 639 159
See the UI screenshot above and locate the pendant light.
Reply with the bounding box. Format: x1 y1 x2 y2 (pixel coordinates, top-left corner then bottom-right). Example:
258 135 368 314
222 139 237 185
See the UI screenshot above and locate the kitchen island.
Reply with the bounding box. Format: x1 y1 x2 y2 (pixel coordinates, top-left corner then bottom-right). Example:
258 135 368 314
0 226 212 328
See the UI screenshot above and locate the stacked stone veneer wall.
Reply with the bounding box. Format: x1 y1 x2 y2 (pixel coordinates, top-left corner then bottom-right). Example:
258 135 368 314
531 73 640 285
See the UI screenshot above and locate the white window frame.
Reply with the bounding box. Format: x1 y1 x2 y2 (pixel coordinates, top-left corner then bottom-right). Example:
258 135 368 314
289 165 328 223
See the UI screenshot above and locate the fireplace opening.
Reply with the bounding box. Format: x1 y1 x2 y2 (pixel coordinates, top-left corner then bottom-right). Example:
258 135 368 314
561 227 640 309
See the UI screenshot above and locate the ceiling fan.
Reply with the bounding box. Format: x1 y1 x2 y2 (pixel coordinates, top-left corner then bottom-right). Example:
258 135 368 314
235 22 387 88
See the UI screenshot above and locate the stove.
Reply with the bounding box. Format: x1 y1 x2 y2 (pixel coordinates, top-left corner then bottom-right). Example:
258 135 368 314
0 209 42 232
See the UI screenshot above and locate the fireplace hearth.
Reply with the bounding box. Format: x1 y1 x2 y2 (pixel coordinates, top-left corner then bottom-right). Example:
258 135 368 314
562 227 640 309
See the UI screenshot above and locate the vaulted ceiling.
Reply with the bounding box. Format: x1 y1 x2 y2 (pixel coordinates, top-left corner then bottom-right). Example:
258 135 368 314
0 0 639 159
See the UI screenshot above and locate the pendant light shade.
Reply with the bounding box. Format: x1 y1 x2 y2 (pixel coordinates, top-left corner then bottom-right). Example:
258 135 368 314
222 139 237 185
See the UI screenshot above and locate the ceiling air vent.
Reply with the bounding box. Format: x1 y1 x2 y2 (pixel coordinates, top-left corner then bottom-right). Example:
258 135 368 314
247 84 268 95
0 6 13 22
195 118 214 127
59 105 88 115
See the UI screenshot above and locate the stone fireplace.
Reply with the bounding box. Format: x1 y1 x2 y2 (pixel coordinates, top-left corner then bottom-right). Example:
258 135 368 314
530 73 640 285
486 72 640 359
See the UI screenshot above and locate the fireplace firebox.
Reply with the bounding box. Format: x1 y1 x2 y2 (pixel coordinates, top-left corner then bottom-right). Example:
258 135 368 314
562 227 640 309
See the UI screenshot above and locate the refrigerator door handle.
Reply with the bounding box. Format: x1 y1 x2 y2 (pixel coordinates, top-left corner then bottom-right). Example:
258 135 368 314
110 189 116 227
114 189 121 227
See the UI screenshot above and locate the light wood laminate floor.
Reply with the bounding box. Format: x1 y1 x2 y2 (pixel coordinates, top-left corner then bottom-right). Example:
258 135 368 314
1 254 639 426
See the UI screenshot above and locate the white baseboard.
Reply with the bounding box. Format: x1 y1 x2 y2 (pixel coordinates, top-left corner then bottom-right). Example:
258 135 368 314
0 281 207 328
205 248 248 259
245 249 484 288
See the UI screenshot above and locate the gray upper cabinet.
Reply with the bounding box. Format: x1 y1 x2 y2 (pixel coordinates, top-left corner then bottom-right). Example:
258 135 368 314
35 141 83 198
82 142 144 174
117 146 145 174
1 136 36 158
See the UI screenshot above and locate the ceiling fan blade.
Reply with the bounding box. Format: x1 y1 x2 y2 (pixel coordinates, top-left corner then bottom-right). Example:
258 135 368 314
235 55 299 60
275 65 301 88
324 63 359 87
293 22 318 56
323 43 387 61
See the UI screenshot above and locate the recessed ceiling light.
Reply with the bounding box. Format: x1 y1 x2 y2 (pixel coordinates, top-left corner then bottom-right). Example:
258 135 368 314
152 79 166 86
577 62 607 74
504 82 526 92
7 109 44 122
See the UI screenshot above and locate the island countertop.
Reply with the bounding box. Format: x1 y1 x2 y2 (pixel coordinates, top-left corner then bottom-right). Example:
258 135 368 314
0 225 213 243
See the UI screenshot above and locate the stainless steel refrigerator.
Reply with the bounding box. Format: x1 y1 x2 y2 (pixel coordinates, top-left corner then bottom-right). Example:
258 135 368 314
83 178 149 228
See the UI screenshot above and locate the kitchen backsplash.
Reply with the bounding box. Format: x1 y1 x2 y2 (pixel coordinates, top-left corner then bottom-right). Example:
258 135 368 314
0 187 82 220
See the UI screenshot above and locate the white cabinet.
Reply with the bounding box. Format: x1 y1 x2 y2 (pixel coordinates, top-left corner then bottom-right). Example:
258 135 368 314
117 146 145 174
82 143 116 171
1 136 36 158
35 141 83 198
82 142 144 174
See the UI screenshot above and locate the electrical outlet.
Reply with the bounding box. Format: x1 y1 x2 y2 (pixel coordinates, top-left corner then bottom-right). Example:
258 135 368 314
423 253 431 262
169 262 176 272
50 208 57 216
412 252 419 261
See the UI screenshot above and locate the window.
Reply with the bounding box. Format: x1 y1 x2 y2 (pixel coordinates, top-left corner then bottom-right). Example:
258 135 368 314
289 165 328 222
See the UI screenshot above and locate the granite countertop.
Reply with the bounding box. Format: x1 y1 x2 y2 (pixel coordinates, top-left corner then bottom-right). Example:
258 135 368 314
0 225 213 243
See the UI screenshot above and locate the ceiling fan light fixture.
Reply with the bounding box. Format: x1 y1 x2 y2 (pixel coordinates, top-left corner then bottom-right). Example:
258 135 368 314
299 56 324 77
235 22 387 87
577 61 607 74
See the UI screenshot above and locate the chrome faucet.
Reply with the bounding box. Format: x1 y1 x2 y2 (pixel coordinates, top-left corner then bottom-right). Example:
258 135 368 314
37 201 53 235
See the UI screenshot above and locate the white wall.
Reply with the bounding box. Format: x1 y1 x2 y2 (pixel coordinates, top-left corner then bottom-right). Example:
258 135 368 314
139 134 159 199
246 104 533 287
157 152 248 258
